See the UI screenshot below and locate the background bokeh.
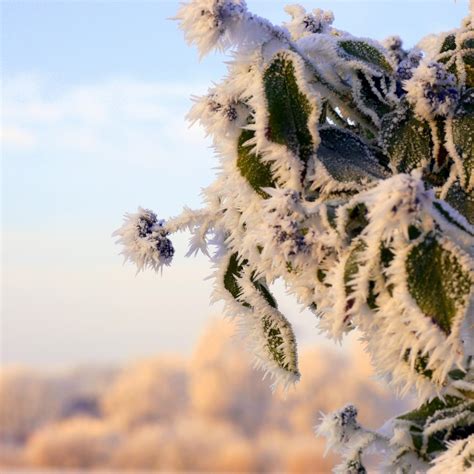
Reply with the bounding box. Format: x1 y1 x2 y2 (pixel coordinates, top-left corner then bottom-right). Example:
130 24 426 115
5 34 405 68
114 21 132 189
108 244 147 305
1 0 470 472
0 319 410 472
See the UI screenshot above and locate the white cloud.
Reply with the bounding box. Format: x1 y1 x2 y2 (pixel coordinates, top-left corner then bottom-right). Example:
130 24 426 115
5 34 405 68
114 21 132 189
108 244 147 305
1 75 211 166
0 126 37 150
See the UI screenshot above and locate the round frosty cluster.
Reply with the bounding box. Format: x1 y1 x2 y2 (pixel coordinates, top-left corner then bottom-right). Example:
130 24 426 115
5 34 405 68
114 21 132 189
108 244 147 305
114 208 174 272
405 61 459 119
175 0 248 57
188 86 249 138
316 404 361 450
382 35 406 65
284 4 334 40
396 48 422 83
261 189 314 265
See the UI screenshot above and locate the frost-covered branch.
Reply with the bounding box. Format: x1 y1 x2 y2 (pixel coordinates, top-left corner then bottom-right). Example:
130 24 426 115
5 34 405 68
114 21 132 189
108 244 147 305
116 2 474 472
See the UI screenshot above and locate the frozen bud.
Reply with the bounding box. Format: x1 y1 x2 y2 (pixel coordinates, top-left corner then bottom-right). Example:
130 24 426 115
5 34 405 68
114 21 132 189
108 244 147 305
396 48 422 82
382 35 406 65
405 60 459 119
114 207 174 272
188 87 249 137
175 0 247 57
284 5 334 40
273 220 308 258
317 404 361 453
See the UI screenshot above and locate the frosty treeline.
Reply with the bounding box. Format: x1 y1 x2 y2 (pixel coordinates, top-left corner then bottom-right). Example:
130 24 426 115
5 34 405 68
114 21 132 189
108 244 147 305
115 1 474 472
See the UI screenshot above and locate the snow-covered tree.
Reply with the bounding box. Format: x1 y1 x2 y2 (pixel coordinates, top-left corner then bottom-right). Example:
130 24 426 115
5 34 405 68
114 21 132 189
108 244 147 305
115 2 474 471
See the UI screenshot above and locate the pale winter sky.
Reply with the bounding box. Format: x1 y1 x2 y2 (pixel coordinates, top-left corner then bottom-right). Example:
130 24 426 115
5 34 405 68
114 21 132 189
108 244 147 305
1 0 470 366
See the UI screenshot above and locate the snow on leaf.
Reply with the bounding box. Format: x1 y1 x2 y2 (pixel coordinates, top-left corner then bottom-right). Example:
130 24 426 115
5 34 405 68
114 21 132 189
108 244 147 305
406 233 472 335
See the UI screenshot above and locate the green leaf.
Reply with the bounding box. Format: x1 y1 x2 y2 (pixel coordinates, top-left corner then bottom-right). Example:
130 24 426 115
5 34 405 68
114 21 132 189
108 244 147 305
380 107 432 173
445 181 474 225
406 234 472 335
338 39 393 73
317 127 388 183
264 52 315 170
451 89 474 190
237 129 276 198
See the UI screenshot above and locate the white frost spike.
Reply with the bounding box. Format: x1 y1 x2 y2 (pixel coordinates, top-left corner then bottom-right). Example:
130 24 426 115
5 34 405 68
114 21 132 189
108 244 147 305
405 60 459 120
114 207 175 272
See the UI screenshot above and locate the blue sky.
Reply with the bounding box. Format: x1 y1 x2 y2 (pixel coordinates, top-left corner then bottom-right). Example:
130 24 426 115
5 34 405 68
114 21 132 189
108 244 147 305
1 0 470 366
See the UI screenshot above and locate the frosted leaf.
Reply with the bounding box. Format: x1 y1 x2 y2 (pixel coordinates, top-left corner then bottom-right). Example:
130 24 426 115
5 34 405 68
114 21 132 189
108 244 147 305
337 39 393 74
379 105 432 173
114 208 175 272
395 396 474 462
221 253 300 387
263 51 317 178
352 71 393 120
406 233 472 335
315 126 389 185
444 181 474 225
236 129 276 198
446 88 474 191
